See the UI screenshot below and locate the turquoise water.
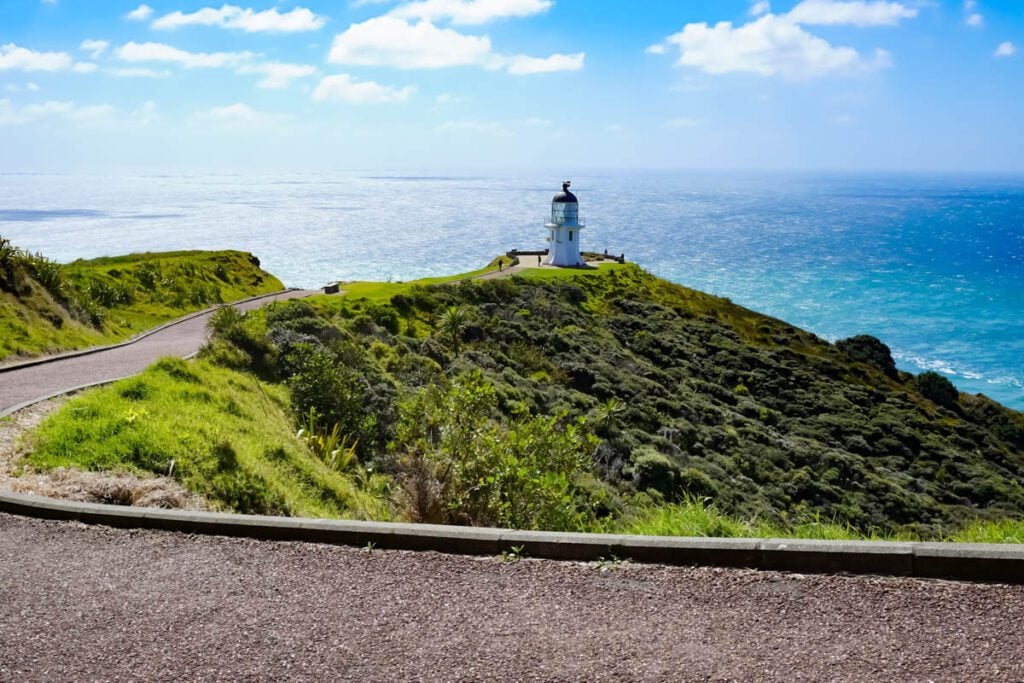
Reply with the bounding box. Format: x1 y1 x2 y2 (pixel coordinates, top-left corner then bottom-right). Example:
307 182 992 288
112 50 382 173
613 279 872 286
1 170 1021 410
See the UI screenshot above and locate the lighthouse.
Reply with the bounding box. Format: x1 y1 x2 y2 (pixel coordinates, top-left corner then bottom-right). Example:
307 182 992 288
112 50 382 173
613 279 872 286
546 181 584 267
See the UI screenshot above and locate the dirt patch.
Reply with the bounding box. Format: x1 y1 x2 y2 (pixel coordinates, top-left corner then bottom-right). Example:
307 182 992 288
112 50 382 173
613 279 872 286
0 397 206 510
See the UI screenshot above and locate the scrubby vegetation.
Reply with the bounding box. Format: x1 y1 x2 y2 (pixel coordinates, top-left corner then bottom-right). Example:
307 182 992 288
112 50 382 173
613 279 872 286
0 236 283 361
25 357 388 518
20 260 1024 541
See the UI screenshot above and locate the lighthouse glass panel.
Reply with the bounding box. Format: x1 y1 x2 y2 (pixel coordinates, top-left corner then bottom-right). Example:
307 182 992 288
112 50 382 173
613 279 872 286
551 202 578 225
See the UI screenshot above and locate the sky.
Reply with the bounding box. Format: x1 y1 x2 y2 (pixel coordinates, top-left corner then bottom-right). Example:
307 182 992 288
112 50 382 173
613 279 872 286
1 0 1022 172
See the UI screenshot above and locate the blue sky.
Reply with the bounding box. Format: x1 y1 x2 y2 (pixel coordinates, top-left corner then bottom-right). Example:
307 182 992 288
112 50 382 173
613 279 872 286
1 0 1022 172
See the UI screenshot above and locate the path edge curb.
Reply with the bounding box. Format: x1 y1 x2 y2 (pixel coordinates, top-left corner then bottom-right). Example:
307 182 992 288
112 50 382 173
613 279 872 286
0 288 301 375
1 491 1022 584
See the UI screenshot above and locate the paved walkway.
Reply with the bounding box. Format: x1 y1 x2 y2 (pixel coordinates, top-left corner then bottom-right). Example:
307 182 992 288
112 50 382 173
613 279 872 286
0 290 315 416
1 512 1022 682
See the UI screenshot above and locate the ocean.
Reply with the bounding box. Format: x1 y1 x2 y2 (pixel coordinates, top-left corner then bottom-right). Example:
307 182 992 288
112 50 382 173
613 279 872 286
1 170 1021 410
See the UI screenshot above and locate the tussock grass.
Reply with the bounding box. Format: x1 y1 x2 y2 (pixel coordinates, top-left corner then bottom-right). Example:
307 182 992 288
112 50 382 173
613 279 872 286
24 357 389 520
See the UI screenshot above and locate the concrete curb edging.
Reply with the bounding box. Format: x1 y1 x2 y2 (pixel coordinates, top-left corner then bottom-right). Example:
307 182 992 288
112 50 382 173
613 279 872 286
0 288 300 375
2 491 1022 584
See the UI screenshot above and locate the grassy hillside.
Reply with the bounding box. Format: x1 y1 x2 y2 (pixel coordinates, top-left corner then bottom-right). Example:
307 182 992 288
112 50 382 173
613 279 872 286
0 237 284 361
23 357 388 519
17 260 1024 541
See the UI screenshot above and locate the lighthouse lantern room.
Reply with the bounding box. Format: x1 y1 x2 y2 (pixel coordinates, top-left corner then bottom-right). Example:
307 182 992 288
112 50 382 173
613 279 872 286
546 180 584 267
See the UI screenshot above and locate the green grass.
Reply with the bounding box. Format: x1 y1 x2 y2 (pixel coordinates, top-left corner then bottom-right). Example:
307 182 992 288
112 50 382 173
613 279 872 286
951 517 1024 544
316 257 507 305
0 249 283 361
23 357 389 520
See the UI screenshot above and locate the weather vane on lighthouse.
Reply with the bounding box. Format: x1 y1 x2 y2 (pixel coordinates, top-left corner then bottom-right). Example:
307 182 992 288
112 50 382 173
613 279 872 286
545 180 584 266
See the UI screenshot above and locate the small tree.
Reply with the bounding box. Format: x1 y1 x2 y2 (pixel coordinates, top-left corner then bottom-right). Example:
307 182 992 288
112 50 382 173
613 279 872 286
437 305 468 354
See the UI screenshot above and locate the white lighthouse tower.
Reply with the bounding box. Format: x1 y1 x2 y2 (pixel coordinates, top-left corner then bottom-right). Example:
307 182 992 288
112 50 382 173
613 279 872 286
546 181 584 267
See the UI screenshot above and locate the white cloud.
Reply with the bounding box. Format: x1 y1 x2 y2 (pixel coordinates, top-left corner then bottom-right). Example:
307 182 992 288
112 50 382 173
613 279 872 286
328 16 583 74
645 44 666 55
0 99 115 125
995 41 1016 57
27 82 40 91
125 4 154 22
328 17 492 68
67 104 115 121
72 62 98 74
435 120 510 135
194 102 286 126
666 117 702 128
750 1 771 16
786 0 917 27
117 42 255 69
504 52 583 74
237 62 317 88
152 5 326 33
312 74 415 103
40 0 58 5
0 44 73 72
664 14 892 80
435 92 471 104
390 0 552 25
80 39 110 59
965 12 983 27
833 113 856 125
133 100 158 125
604 123 625 133
523 116 550 126
108 67 173 78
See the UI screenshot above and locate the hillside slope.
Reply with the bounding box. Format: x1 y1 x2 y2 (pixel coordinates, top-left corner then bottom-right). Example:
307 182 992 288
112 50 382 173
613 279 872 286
316 264 1024 534
20 261 1024 538
0 238 283 362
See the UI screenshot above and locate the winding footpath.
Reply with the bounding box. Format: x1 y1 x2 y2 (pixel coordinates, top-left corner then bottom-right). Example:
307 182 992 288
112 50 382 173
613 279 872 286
0 290 315 417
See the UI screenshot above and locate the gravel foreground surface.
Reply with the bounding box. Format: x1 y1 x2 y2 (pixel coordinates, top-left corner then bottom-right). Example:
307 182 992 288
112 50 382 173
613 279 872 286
2 513 1023 682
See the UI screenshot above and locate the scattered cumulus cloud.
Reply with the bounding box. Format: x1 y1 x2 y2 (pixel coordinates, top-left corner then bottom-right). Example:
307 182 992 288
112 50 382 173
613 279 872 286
652 2 911 81
312 73 415 103
750 1 771 16
132 100 158 125
125 4 154 22
786 0 917 27
666 117 702 128
965 13 983 27
117 42 255 69
645 44 666 55
994 41 1016 57
80 39 110 59
435 92 471 104
0 44 73 72
505 52 583 74
71 62 98 74
0 98 115 125
328 17 492 68
152 5 327 33
390 0 552 26
108 67 173 78
194 102 287 126
435 119 510 135
328 16 583 74
237 62 317 88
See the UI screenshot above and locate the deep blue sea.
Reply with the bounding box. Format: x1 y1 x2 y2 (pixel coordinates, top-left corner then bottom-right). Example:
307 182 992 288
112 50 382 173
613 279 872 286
1 170 1021 410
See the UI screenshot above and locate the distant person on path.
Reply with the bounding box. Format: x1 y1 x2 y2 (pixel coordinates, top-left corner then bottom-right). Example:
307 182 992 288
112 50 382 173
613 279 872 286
498 260 503 272
537 256 542 266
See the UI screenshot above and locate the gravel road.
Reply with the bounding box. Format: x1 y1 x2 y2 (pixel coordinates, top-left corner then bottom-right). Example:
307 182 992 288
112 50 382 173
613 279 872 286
2 513 1022 682
0 290 315 415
